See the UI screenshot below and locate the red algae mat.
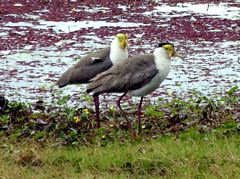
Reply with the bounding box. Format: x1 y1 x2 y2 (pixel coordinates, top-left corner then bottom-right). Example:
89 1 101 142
0 0 239 104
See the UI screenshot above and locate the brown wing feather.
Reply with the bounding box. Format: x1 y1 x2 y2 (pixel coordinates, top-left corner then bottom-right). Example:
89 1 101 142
87 54 158 96
56 47 111 87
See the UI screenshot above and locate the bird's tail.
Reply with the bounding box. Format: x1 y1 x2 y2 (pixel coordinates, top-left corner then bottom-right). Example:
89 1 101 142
86 72 112 96
56 68 72 88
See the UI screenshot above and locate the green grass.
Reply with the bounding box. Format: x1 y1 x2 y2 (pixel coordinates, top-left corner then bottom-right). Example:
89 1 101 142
1 129 240 178
0 87 239 178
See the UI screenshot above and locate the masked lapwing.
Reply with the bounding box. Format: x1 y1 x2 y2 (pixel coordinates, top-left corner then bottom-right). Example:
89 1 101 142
57 33 129 127
87 42 182 132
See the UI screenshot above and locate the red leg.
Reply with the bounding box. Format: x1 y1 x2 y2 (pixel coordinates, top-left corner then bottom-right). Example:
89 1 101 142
138 97 144 133
116 92 132 129
93 96 100 128
116 92 127 113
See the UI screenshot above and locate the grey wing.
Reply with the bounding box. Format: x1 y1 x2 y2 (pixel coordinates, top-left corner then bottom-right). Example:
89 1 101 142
56 47 111 87
87 54 158 95
74 47 111 67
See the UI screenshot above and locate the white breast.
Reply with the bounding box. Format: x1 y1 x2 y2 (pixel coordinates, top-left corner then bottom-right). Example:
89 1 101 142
128 48 171 97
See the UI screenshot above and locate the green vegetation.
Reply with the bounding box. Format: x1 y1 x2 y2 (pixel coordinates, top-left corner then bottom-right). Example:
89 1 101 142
0 86 239 178
1 128 240 178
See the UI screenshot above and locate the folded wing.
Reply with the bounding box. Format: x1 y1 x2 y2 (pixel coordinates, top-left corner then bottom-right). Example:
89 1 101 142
57 47 111 87
87 54 158 96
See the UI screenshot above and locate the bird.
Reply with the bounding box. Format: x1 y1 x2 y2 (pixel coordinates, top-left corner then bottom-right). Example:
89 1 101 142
56 33 129 128
87 42 182 132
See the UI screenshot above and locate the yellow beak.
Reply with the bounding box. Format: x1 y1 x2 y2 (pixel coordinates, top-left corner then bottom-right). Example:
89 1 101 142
172 50 183 59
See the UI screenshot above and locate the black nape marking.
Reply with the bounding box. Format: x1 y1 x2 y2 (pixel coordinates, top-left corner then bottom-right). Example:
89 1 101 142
157 42 174 48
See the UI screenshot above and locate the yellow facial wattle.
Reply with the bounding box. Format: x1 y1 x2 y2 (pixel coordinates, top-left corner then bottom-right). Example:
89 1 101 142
163 44 182 59
116 33 128 49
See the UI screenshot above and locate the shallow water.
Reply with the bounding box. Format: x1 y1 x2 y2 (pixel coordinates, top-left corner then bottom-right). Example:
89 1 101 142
0 1 239 105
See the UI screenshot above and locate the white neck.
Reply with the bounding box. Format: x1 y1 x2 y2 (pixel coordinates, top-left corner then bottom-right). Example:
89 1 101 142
153 47 171 75
109 37 128 65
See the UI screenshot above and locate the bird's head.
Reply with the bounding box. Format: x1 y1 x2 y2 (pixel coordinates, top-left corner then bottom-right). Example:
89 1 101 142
116 33 128 49
158 43 183 59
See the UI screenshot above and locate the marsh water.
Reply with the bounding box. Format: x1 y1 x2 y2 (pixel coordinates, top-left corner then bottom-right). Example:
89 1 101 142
0 0 239 107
